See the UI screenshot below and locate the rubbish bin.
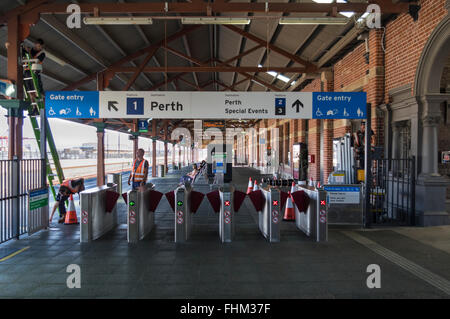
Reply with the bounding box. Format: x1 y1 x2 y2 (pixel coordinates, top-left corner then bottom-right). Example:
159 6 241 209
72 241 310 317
158 164 165 177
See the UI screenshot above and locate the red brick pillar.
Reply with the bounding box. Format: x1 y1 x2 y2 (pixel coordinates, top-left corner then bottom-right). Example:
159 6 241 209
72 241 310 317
323 119 334 183
307 120 321 182
321 71 334 183
367 29 385 146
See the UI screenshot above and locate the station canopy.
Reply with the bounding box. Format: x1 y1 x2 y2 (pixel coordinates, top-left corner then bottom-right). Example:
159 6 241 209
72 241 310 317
0 0 403 139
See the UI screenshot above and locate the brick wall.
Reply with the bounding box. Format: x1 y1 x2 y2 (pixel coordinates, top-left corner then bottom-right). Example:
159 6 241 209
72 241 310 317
295 0 448 184
384 0 448 100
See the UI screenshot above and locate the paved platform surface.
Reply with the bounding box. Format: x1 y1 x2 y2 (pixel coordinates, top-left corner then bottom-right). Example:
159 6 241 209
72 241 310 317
0 167 449 299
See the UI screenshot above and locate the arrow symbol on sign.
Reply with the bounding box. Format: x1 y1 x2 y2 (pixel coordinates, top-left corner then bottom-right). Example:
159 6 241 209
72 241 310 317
108 101 118 112
292 99 304 113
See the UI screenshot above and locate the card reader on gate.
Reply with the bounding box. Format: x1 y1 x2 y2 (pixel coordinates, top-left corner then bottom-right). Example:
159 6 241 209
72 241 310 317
213 161 225 174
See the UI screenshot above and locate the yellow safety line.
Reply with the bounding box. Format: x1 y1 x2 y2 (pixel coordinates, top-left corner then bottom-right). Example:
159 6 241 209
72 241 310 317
0 246 30 262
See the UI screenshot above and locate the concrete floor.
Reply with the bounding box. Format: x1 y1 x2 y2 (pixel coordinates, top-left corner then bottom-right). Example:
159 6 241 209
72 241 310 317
0 167 449 299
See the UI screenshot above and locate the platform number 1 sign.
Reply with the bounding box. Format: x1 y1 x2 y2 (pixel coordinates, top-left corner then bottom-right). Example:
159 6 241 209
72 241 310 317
127 97 144 115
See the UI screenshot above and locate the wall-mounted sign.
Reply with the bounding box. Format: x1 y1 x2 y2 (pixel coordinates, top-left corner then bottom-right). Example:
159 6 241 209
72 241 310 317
323 186 360 204
29 188 48 210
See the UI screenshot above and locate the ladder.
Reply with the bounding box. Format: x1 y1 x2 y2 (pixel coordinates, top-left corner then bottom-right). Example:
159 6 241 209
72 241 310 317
22 50 65 201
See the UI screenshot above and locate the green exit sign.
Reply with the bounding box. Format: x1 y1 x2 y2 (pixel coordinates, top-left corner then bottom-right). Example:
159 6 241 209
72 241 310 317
177 201 183 207
129 201 135 207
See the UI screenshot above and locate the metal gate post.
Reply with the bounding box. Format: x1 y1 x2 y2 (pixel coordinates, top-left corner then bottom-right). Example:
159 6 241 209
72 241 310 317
316 189 328 242
269 188 281 242
11 156 20 239
127 190 139 243
410 156 416 226
80 191 92 243
174 186 191 243
364 103 372 228
219 184 234 243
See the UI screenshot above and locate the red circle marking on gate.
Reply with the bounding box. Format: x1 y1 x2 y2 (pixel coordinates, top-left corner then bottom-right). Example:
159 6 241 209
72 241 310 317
320 216 326 223
320 209 326 216
224 210 231 217
82 211 88 218
272 210 279 218
82 217 88 224
130 211 136 217
272 216 279 224
177 217 184 224
224 217 231 224
130 216 136 224
177 210 183 217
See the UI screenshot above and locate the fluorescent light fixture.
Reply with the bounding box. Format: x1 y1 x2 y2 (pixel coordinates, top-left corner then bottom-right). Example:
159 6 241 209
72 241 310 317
279 17 349 25
181 17 250 25
44 51 66 67
83 17 153 25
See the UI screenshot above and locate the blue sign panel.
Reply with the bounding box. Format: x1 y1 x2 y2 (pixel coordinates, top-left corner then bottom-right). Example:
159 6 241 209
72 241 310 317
275 98 286 115
126 97 144 115
312 92 367 119
45 91 99 118
138 119 148 132
323 186 360 192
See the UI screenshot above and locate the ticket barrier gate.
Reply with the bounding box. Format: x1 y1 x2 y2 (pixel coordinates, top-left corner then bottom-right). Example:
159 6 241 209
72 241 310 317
248 188 283 243
294 186 328 242
173 185 193 243
80 183 120 243
205 184 246 243
127 184 161 243
259 188 282 242
219 184 234 243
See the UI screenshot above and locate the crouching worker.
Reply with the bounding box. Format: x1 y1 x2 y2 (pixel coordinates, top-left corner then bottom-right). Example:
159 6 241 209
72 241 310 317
179 164 198 185
49 178 85 224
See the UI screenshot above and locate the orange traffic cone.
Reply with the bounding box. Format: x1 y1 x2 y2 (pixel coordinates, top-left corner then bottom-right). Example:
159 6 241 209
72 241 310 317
64 194 79 225
283 182 296 221
253 180 259 191
316 181 321 189
246 177 253 194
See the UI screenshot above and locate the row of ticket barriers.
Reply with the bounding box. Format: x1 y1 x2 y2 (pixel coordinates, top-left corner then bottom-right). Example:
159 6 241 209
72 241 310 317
78 176 328 244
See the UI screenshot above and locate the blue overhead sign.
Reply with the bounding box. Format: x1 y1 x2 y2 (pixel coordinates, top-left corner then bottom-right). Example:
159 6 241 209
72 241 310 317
138 119 148 132
312 92 367 119
45 91 99 118
44 91 367 119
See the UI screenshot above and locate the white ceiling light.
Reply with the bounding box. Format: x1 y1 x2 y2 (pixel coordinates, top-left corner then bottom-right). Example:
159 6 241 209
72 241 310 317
181 17 250 25
279 17 349 25
83 17 153 25
44 51 66 67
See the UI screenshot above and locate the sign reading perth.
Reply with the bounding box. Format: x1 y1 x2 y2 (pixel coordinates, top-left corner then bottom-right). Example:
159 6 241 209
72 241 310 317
45 91 367 120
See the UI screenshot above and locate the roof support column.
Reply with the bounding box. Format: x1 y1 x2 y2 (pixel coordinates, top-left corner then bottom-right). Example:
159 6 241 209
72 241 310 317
94 122 107 186
163 121 168 173
132 120 139 162
151 120 157 177
6 14 25 160
8 115 15 160
172 143 176 170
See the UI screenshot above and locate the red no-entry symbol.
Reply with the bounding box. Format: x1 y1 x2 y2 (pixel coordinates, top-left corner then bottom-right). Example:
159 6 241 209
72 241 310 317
320 200 326 206
224 200 230 206
272 200 278 206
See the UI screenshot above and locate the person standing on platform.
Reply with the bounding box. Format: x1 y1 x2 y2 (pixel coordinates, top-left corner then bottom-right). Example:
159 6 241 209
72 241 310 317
353 121 375 169
49 178 85 224
128 148 149 190
22 38 46 116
